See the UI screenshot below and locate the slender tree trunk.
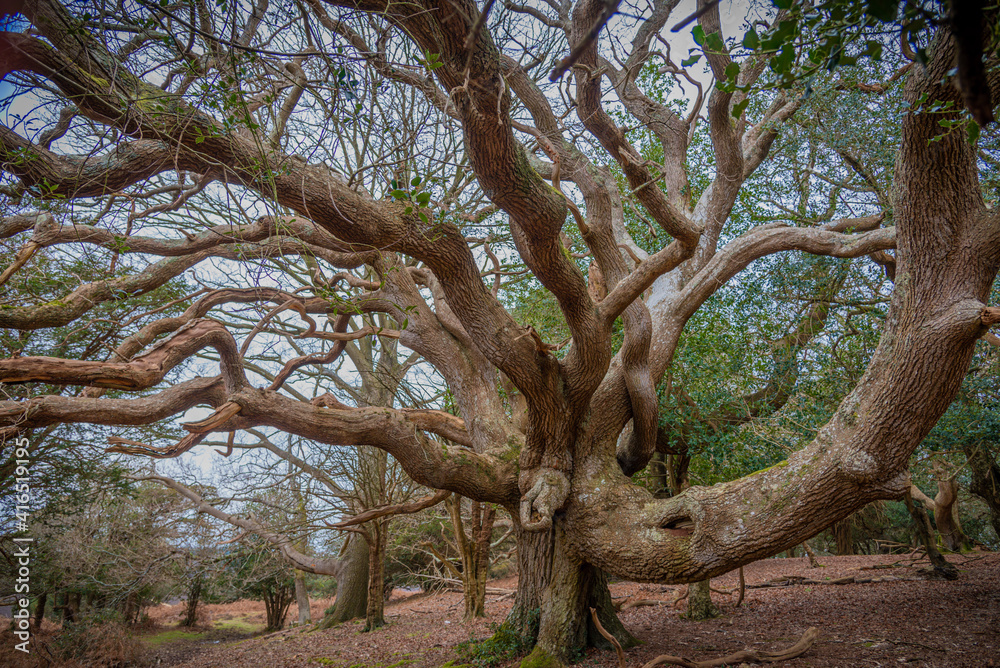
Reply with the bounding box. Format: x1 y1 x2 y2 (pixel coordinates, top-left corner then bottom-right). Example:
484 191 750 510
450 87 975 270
964 442 1000 539
263 583 293 631
904 490 958 580
514 524 636 668
684 579 720 620
319 534 368 628
292 474 312 625
182 576 202 627
931 478 968 551
294 572 311 625
911 476 971 551
449 496 497 621
121 591 138 625
70 592 81 622
802 540 823 568
649 452 671 497
33 592 46 629
55 592 73 624
467 501 496 620
363 523 386 631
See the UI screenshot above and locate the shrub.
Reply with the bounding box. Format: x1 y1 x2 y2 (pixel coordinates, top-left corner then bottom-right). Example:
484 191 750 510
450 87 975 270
51 610 144 667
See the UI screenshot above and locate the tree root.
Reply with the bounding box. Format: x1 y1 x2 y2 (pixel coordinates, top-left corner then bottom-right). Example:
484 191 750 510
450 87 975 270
590 609 820 668
640 627 821 668
590 607 626 668
745 574 922 588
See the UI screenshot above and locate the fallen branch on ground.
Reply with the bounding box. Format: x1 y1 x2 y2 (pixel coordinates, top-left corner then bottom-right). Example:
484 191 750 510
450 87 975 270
745 574 915 588
640 627 821 668
412 574 513 595
617 598 674 611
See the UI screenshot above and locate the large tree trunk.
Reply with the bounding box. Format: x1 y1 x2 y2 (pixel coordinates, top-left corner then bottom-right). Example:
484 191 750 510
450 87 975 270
294 572 311 625
319 534 368 628
512 524 636 668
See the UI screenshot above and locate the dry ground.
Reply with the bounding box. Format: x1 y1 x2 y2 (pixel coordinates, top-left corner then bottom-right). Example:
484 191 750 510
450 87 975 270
157 552 999 668
2 553 996 667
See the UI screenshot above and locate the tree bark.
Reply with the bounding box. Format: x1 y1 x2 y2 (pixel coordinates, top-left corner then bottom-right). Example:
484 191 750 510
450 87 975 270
262 582 293 632
834 519 855 556
364 523 387 631
684 579 720 621
319 534 367 628
470 502 497 620
451 498 497 621
904 490 958 580
802 541 823 568
516 524 637 668
294 572 311 625
911 473 970 551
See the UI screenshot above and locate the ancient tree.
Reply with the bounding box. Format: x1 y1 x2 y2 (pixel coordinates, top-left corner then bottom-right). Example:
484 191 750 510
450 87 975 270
1 0 998 665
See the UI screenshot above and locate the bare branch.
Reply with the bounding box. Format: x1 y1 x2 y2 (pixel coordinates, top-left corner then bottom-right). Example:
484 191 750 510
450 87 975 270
0 318 249 391
328 489 450 528
143 474 345 576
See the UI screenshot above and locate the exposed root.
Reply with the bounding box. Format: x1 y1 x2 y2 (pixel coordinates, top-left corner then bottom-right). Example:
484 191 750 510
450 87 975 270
590 607 626 668
745 574 924 588
640 627 820 668
617 598 672 611
735 565 745 607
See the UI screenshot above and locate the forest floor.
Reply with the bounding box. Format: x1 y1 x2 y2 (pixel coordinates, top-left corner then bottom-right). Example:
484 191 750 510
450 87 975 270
146 551 1000 668
4 552 996 667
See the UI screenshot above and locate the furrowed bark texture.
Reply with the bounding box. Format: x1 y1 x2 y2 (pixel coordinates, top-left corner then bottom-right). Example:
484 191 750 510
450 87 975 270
321 534 368 627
